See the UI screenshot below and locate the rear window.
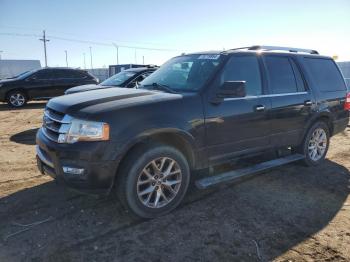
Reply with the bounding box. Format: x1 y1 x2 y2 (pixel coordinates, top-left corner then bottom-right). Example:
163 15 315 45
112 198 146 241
304 58 346 92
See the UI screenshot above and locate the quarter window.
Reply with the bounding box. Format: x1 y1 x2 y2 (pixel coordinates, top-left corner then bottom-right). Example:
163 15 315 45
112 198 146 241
264 56 298 94
304 58 346 92
221 55 262 96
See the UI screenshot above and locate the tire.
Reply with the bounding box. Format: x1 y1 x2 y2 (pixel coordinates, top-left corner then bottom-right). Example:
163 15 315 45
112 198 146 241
7 90 27 108
298 121 330 166
116 143 190 218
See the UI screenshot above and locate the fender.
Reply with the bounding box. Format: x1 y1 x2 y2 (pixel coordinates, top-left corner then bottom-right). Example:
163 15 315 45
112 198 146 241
299 109 334 143
115 127 197 162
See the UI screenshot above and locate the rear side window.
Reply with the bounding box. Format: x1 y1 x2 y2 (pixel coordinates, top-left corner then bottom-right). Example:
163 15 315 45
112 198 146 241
221 55 262 96
264 56 298 94
304 58 346 92
290 59 306 92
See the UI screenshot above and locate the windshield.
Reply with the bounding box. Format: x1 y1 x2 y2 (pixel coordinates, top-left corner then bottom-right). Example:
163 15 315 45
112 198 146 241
100 71 137 86
14 69 38 79
140 54 223 92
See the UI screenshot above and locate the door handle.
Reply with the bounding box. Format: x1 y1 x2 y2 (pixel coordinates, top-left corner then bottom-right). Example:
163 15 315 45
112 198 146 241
255 105 265 112
304 100 313 106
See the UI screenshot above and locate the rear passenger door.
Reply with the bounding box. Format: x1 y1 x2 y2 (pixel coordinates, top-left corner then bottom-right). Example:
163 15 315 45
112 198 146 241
53 70 84 95
262 55 314 147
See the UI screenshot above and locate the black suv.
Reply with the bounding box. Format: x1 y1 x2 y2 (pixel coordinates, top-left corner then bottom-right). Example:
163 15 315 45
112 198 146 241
0 68 98 107
36 46 350 218
64 67 157 95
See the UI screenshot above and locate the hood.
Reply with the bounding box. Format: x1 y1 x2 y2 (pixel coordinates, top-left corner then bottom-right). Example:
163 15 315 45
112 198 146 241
65 84 112 94
0 78 20 84
48 87 182 117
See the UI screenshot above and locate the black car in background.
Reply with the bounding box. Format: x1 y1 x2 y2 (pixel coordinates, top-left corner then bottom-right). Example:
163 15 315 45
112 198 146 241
0 67 98 107
64 67 158 95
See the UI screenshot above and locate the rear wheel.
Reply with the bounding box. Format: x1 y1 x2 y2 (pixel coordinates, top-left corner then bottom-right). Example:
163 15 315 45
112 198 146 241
7 91 27 107
116 144 190 218
298 121 330 166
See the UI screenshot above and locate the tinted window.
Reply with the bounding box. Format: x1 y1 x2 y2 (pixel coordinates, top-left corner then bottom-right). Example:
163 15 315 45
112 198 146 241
58 70 85 79
34 70 53 80
304 58 346 92
51 70 67 79
221 55 262 96
264 56 297 94
290 59 306 92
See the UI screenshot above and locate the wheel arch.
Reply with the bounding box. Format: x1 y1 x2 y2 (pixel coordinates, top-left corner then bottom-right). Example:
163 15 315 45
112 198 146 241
5 88 29 100
109 129 197 193
304 112 334 139
118 129 196 171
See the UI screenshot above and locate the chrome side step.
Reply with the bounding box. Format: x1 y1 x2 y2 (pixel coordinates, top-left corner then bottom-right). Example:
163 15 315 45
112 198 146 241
195 154 305 189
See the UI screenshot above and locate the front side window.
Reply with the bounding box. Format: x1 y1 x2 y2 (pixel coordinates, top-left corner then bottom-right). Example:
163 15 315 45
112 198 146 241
33 70 52 80
141 54 223 92
101 71 137 86
264 56 298 94
221 55 262 96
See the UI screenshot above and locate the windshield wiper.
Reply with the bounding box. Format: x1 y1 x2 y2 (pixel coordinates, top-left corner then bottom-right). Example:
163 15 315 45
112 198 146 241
142 83 178 94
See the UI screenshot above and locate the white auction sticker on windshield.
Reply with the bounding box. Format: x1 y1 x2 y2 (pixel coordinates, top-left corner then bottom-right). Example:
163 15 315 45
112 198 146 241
198 54 220 60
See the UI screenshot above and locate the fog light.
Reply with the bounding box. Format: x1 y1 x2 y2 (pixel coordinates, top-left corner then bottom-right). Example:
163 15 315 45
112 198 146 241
62 166 85 175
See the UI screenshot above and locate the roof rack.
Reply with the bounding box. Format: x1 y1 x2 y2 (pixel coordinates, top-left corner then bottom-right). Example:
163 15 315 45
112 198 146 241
249 45 319 55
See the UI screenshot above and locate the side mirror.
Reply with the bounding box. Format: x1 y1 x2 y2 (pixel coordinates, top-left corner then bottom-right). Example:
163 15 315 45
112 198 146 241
217 81 246 98
210 81 246 104
25 76 37 82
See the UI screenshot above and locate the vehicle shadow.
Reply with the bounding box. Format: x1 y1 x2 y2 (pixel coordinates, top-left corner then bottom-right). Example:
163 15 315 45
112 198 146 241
0 159 349 261
0 102 46 111
10 128 39 145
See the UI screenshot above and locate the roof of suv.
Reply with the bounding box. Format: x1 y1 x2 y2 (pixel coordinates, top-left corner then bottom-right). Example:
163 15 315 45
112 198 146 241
186 45 331 59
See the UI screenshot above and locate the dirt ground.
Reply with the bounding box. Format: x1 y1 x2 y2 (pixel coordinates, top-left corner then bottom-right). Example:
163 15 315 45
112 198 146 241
0 102 349 262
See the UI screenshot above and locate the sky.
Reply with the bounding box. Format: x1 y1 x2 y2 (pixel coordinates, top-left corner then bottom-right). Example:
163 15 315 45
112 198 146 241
0 0 349 69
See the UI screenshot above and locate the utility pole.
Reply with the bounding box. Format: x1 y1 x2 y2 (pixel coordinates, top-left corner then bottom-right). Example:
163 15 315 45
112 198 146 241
112 43 119 65
39 30 50 67
134 49 137 64
143 55 144 65
89 46 93 69
83 53 86 69
64 50 68 67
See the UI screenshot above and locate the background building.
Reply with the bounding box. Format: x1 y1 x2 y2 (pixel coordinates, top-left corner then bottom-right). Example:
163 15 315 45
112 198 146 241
0 60 41 79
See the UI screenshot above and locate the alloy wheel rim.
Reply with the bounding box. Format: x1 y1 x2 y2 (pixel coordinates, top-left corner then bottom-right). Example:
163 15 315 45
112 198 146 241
308 128 327 161
136 157 182 209
9 93 25 107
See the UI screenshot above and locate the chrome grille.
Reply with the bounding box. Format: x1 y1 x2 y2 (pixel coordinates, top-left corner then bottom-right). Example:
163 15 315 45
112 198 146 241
42 107 71 143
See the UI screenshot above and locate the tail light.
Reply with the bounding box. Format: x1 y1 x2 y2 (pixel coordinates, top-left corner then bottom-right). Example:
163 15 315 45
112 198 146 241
345 92 350 111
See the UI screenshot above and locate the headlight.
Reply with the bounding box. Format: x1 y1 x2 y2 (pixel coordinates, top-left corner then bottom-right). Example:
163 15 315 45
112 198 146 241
58 119 110 144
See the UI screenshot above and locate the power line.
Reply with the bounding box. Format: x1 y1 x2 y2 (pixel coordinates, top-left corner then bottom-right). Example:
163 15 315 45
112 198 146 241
0 32 187 52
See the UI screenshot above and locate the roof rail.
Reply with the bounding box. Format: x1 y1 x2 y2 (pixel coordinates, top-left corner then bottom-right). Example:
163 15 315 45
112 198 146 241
248 45 319 55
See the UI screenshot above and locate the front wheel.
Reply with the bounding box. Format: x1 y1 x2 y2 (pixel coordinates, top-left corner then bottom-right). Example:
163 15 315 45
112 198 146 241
7 91 27 107
116 144 190 218
298 121 330 166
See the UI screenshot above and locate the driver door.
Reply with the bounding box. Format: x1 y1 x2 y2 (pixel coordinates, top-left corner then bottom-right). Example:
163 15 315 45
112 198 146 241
204 54 272 164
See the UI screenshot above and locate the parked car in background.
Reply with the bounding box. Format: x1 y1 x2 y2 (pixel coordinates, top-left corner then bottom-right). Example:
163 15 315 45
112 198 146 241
36 46 349 218
64 66 158 95
0 67 98 107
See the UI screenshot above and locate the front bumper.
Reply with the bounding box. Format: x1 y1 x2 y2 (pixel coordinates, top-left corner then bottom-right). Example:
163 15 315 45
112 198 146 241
36 128 119 194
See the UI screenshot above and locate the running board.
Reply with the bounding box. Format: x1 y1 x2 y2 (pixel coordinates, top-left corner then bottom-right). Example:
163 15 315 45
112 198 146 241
195 154 305 189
